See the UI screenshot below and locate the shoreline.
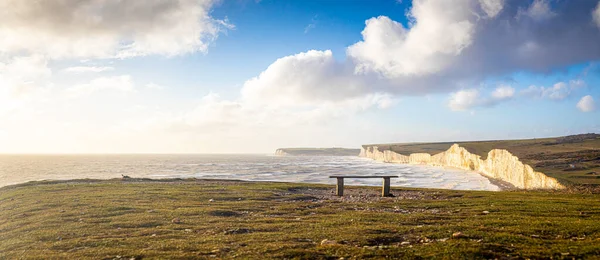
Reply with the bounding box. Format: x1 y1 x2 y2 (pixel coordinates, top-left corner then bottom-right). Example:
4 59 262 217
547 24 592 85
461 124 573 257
435 165 516 190
1 174 507 192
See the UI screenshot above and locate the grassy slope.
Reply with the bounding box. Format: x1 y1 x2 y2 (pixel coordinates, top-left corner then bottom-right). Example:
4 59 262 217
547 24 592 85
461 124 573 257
365 135 600 185
2 179 600 259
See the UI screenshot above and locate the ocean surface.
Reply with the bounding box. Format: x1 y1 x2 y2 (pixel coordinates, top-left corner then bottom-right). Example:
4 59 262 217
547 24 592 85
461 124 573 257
0 154 500 191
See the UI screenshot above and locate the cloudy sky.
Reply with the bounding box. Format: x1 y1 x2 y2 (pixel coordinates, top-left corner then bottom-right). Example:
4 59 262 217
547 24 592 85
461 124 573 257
1 0 599 154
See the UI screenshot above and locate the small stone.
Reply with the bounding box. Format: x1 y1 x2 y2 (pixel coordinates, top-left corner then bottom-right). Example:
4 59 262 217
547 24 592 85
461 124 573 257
171 218 182 224
561 253 570 256
209 199 214 202
151 234 157 237
185 229 193 233
482 211 490 214
320 239 338 246
452 232 465 238
224 228 251 235
400 241 410 246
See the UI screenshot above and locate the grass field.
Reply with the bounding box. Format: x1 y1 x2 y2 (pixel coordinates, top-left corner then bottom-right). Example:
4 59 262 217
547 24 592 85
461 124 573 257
2 179 600 259
365 134 600 186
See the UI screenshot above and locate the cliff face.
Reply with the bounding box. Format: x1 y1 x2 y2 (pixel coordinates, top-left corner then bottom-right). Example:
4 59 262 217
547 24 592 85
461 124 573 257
275 149 289 156
360 144 565 189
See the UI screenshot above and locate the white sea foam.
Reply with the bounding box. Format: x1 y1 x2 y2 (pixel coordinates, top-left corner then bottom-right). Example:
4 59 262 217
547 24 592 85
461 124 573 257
0 154 500 190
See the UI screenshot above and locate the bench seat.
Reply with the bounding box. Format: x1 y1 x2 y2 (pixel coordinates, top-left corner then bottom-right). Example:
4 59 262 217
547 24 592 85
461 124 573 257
329 175 399 197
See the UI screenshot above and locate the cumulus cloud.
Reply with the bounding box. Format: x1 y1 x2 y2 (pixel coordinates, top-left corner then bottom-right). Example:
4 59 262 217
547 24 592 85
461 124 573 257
520 80 584 100
234 0 600 113
0 0 232 59
448 85 514 111
517 0 555 21
491 85 515 99
240 50 389 107
479 0 504 18
63 66 114 73
344 0 600 96
577 95 596 112
448 89 481 111
65 75 135 98
347 0 476 77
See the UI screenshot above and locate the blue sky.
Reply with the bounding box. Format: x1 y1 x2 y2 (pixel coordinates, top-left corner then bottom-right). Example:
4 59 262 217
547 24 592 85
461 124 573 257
0 0 599 153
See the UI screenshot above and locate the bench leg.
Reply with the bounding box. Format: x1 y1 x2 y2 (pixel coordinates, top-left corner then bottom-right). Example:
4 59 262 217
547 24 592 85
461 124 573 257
382 177 391 197
336 178 344 196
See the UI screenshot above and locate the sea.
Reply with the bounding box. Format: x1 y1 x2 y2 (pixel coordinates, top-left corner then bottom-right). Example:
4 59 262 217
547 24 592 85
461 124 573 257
0 154 500 191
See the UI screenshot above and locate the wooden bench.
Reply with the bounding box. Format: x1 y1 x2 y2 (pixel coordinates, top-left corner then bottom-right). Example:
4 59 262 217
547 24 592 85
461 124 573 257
329 175 399 197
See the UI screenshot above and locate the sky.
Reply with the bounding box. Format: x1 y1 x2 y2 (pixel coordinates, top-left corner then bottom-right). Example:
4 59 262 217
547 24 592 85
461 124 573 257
0 0 599 154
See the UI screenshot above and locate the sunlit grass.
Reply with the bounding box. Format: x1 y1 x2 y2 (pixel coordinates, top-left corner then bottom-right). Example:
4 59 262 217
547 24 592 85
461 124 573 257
1 179 599 259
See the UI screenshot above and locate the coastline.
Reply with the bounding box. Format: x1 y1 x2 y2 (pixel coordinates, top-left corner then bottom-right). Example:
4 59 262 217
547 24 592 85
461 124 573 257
436 165 515 191
359 144 565 189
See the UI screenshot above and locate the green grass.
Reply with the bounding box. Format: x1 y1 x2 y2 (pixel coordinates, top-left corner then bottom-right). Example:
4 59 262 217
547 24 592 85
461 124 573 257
365 134 600 186
2 179 600 259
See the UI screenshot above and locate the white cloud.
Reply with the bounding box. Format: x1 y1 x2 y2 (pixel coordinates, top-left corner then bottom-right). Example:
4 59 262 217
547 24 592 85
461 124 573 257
479 0 504 18
521 81 583 101
63 66 114 73
343 0 600 96
594 1 600 28
491 85 515 100
518 0 555 21
0 0 232 59
347 0 476 77
65 75 135 98
241 50 383 107
449 89 481 111
448 85 514 111
577 95 596 112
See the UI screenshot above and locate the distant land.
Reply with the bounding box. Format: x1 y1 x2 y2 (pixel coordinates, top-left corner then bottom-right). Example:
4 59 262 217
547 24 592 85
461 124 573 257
362 133 600 187
275 148 361 156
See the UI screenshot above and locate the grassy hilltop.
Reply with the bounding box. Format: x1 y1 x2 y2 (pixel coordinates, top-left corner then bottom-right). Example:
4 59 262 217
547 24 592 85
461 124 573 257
364 134 600 186
1 179 600 259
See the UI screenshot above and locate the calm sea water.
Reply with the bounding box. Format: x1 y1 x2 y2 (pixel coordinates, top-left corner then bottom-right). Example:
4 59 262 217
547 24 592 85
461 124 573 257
0 154 499 191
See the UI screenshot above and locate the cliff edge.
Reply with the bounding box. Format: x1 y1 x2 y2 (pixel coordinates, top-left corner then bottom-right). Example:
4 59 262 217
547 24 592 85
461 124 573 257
360 144 565 189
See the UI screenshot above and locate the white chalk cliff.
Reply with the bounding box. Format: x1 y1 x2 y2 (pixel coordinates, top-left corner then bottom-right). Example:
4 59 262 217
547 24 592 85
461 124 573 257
275 149 289 156
360 144 565 189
